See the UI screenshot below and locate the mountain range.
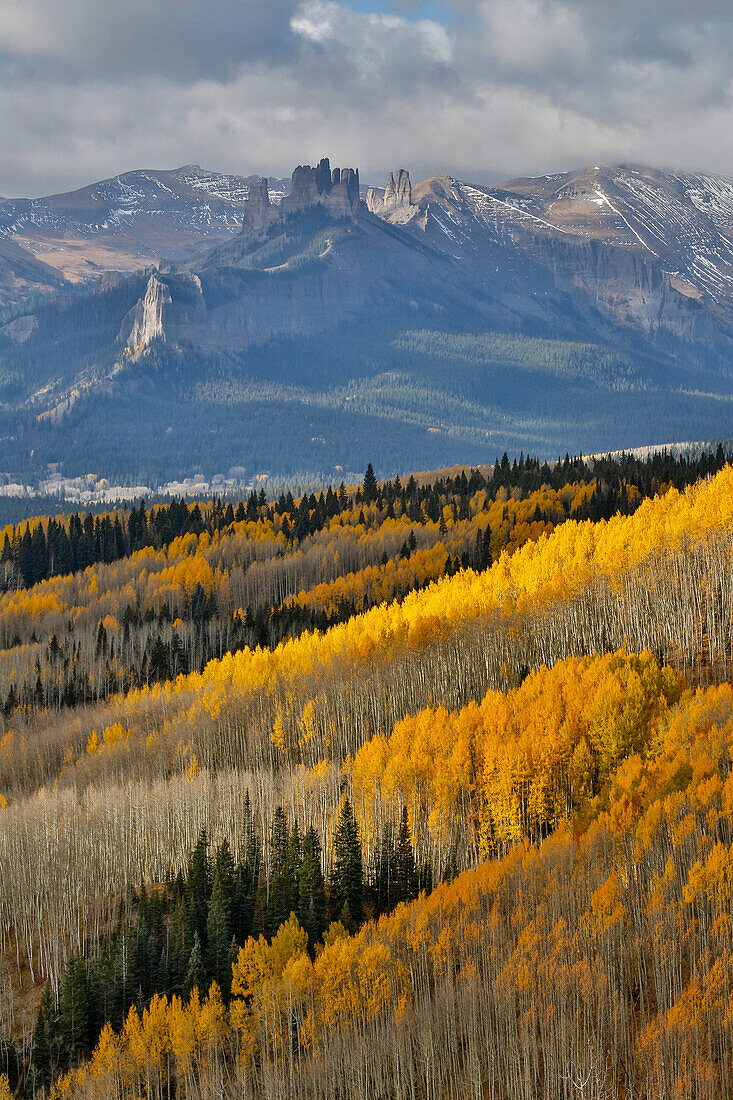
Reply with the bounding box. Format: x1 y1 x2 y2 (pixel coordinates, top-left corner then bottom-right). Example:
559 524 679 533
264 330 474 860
0 166 289 305
1 157 733 490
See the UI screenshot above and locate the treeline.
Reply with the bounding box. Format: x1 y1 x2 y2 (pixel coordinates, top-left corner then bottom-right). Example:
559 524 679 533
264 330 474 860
0 448 728 724
2 446 728 591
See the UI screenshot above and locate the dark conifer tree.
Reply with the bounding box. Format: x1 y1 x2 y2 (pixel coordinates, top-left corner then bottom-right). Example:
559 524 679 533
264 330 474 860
206 867 233 996
234 794 260 942
58 956 91 1064
267 808 295 936
331 797 364 927
297 826 327 947
186 829 211 946
32 986 57 1089
167 897 190 995
362 463 378 504
392 806 418 906
183 932 206 999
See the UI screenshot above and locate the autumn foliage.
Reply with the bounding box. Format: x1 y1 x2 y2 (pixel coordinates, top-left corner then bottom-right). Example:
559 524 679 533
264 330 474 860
2 456 733 1097
48 667 733 1099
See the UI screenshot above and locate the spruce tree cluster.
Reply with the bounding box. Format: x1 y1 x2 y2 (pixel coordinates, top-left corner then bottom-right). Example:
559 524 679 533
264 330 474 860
36 798 424 1091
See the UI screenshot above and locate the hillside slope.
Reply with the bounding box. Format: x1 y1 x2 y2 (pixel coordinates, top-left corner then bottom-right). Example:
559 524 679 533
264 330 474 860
1 461 733 1098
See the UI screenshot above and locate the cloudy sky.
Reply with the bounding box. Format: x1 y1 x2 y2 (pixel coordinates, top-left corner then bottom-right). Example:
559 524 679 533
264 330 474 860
1 0 731 197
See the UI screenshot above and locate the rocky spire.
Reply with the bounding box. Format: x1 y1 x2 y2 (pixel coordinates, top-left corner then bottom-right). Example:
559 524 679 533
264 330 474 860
240 178 272 233
366 169 414 218
383 169 412 210
241 158 362 237
284 159 360 216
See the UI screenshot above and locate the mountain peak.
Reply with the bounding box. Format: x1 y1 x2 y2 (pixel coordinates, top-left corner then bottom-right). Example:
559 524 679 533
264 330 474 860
239 157 361 236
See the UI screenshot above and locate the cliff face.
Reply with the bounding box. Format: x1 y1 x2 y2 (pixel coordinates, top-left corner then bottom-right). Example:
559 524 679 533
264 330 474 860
368 165 733 345
367 169 415 217
122 272 206 349
8 156 733 486
240 179 272 234
110 158 733 365
121 206 466 355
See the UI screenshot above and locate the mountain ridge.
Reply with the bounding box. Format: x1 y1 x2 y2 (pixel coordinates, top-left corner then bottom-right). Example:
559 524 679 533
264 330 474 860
2 156 733 488
0 165 289 313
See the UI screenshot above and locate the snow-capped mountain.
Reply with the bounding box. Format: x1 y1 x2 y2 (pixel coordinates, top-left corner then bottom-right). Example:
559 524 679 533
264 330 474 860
369 164 733 335
5 159 733 337
490 165 733 315
0 166 289 306
3 156 733 486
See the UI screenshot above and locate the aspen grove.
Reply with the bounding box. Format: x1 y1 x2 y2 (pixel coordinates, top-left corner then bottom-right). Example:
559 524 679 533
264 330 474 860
1 451 733 1097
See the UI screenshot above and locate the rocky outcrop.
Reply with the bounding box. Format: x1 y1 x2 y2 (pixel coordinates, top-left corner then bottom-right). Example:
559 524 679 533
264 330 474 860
384 169 412 210
121 271 206 351
239 158 361 236
240 178 272 233
0 313 38 344
324 167 361 216
124 273 171 347
367 169 417 223
285 159 360 215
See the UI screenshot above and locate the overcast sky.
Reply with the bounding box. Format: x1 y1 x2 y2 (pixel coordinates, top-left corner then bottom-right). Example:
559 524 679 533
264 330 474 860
1 0 731 197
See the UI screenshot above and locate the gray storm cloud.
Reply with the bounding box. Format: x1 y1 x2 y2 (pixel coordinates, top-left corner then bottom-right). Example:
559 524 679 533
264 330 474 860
0 0 731 196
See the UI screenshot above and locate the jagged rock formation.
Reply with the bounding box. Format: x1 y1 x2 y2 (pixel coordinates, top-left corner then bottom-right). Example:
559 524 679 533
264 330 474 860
368 169 413 213
367 169 417 223
122 271 205 349
52 158 733 365
7 155 733 485
385 169 412 209
239 158 361 237
239 179 273 234
0 165 289 290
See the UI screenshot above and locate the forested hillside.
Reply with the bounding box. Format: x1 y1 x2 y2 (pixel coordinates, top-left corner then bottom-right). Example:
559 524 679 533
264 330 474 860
1 449 733 1098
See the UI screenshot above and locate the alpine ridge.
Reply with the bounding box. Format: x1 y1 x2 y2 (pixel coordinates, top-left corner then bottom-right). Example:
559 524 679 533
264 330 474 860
2 156 733 489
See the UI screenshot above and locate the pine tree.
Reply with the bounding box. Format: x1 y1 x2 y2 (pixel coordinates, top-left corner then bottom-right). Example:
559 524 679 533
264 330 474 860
186 829 211 946
392 806 418 905
88 939 116 1039
362 463 378 504
32 986 56 1088
167 896 190 995
207 867 233 996
233 794 260 942
267 808 296 936
298 826 327 946
183 932 206 999
58 956 91 1064
214 839 236 910
331 798 364 926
